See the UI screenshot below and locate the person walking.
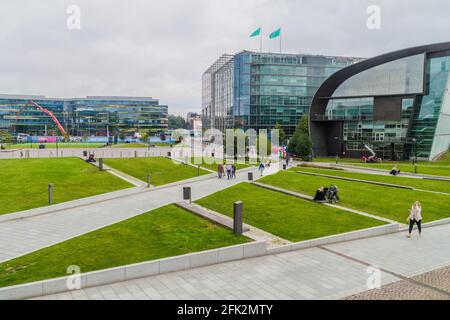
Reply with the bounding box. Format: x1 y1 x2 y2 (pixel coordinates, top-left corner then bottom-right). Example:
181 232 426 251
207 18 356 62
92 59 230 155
217 163 224 179
285 153 290 167
407 201 422 238
231 164 236 179
258 162 265 176
226 163 232 180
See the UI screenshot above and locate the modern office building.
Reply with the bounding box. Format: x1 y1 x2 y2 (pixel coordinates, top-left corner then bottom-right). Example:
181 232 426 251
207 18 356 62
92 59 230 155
202 51 361 135
309 42 450 161
0 95 168 137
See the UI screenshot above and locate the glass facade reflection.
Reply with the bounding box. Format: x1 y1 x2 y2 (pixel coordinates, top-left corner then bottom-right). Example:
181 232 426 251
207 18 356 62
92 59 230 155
202 51 361 135
310 43 450 160
0 95 168 136
332 54 425 98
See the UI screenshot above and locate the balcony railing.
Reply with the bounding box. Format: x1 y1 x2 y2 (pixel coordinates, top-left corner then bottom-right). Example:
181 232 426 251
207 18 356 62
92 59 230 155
312 114 373 121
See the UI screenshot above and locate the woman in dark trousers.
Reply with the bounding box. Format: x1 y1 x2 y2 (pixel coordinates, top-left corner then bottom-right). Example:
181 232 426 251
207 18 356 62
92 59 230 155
407 201 422 238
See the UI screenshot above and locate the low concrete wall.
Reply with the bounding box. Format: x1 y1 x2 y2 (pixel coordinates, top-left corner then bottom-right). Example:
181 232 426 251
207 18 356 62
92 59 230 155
266 223 400 255
422 217 450 229
0 241 267 300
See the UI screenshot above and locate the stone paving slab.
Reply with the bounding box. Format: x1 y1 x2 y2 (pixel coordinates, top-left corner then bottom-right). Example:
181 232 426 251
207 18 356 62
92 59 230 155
32 247 399 300
32 223 450 300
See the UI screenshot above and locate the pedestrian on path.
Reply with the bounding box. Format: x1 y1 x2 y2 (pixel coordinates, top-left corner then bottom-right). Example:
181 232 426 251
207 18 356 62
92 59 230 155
285 153 290 167
258 162 265 176
217 163 224 179
407 201 422 238
226 163 232 180
231 164 236 179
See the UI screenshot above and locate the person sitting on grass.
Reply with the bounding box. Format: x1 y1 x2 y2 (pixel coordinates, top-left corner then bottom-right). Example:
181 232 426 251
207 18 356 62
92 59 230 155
313 187 326 201
390 166 401 176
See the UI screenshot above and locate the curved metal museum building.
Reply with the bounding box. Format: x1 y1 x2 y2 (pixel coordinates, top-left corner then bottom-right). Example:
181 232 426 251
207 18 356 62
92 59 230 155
309 42 450 160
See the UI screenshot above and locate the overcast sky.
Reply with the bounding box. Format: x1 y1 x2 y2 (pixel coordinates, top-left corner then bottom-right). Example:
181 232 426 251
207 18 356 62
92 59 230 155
0 0 449 115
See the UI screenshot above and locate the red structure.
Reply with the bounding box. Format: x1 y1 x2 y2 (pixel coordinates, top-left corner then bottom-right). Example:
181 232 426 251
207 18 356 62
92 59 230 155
16 100 67 136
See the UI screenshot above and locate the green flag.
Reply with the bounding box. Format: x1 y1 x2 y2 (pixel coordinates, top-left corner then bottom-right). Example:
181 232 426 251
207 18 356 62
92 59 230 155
250 27 261 37
269 28 281 39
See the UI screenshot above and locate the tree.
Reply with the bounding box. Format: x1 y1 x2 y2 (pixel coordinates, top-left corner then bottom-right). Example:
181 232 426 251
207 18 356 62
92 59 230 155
274 123 287 146
288 115 312 158
0 130 13 146
168 115 186 129
140 130 150 142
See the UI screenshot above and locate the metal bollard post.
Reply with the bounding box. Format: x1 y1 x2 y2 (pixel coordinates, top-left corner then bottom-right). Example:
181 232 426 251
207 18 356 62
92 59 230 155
147 174 151 188
197 165 200 176
248 172 253 181
233 201 243 235
135 151 138 158
183 186 192 203
99 158 103 171
48 183 54 205
283 164 287 170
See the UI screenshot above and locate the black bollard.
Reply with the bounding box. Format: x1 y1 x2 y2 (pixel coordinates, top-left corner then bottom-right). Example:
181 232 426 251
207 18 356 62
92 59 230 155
233 201 243 235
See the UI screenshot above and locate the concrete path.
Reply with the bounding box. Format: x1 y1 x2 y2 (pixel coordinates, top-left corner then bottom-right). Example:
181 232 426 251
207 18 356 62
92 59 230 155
35 223 450 300
0 167 262 263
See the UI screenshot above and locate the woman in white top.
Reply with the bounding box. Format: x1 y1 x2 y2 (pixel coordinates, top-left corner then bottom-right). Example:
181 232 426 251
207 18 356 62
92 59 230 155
407 201 422 238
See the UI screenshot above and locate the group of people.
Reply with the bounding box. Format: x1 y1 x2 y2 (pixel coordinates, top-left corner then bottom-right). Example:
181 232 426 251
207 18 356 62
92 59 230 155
217 163 236 180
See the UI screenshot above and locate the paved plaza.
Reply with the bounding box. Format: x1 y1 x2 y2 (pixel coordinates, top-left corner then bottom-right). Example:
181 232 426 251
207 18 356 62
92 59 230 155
35 223 450 300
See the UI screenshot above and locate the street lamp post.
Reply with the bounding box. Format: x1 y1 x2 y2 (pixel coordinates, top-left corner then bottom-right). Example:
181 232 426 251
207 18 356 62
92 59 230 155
334 136 339 164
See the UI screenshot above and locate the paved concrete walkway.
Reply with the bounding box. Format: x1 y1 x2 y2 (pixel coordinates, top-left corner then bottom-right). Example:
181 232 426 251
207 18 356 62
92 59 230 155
35 223 450 300
0 147 172 159
0 167 262 263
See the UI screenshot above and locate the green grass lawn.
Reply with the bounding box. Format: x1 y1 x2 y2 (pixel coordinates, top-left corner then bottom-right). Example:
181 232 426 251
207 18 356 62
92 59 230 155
350 162 450 177
260 171 450 223
313 152 450 177
0 158 132 215
0 205 250 288
103 157 210 186
3 142 105 149
195 183 385 242
296 167 450 194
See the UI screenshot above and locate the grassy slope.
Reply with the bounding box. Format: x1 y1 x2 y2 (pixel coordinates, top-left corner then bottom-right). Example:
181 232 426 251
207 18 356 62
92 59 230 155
0 205 250 288
314 153 450 177
260 171 450 223
296 167 450 194
103 157 209 186
0 158 132 215
196 183 385 242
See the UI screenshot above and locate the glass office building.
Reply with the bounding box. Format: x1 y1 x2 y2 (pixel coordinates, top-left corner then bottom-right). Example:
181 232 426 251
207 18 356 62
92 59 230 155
202 51 361 135
0 95 168 137
310 42 450 160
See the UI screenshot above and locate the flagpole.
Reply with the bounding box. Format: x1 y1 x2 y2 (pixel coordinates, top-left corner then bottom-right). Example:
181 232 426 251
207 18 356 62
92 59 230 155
260 33 263 53
279 33 282 53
